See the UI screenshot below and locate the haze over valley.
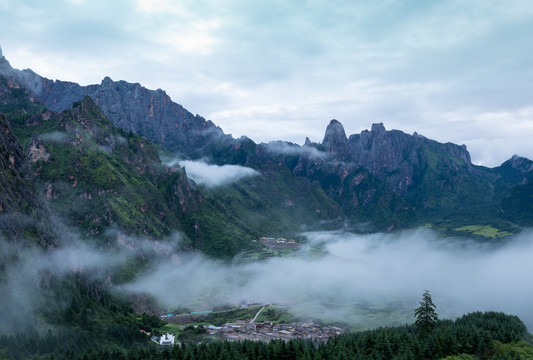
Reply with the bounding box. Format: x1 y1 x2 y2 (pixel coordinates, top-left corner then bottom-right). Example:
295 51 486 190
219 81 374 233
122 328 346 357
1 2 533 358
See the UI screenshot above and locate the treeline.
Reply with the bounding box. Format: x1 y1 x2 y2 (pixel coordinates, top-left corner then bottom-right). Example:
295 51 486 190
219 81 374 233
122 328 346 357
1 311 531 360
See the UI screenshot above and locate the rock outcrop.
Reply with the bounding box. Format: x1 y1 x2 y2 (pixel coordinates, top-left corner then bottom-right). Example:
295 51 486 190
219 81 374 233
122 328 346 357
322 119 352 160
10 68 231 157
291 120 500 229
300 121 474 194
0 115 55 246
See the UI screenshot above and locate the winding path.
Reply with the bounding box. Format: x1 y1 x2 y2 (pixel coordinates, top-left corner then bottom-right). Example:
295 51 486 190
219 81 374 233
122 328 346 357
250 305 268 323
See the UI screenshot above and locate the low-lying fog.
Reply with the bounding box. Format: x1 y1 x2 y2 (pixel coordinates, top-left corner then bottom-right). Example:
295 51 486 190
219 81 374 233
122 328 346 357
125 228 533 330
2 228 533 332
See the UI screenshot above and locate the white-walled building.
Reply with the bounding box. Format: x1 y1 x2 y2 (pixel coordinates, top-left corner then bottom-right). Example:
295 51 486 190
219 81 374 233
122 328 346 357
159 333 175 346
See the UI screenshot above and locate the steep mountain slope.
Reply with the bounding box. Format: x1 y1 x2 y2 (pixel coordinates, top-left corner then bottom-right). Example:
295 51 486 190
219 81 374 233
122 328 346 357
495 155 533 225
0 63 198 244
1 52 231 158
2 50 532 240
0 114 56 247
0 65 342 258
30 97 200 239
281 120 525 232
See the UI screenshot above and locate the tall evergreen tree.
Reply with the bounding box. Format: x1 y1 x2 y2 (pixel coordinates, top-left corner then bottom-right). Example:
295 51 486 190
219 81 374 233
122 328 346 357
414 290 438 335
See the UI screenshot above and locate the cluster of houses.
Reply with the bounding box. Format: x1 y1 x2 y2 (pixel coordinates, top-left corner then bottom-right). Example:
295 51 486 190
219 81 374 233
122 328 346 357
208 319 344 342
259 237 301 250
142 319 343 345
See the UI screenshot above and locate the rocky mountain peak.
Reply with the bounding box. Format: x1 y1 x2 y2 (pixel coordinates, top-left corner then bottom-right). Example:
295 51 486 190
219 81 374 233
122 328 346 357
322 119 352 160
322 120 347 144
0 49 14 76
371 122 386 133
0 45 3 58
101 76 113 86
5 63 229 158
505 155 533 173
27 135 50 163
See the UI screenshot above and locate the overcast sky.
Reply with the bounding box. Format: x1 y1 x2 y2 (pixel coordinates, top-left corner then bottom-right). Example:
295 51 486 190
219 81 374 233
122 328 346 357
1 0 532 166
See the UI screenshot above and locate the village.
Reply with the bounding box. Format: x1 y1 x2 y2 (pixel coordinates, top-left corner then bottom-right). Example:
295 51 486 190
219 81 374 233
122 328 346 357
146 304 345 346
259 237 301 250
208 319 344 342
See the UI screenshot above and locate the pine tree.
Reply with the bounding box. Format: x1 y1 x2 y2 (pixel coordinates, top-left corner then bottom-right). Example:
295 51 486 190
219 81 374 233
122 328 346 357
414 290 438 335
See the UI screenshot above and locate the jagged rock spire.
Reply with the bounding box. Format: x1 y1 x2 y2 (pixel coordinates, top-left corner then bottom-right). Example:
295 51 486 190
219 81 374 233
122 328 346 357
101 76 113 86
322 119 352 160
371 122 386 133
322 120 347 144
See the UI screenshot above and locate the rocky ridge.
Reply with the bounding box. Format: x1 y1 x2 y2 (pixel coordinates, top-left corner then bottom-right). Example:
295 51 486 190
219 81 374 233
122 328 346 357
1 49 532 237
1 56 235 158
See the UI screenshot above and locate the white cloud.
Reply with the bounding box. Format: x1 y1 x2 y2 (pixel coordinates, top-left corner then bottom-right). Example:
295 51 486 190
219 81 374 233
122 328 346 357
178 159 260 187
263 141 326 159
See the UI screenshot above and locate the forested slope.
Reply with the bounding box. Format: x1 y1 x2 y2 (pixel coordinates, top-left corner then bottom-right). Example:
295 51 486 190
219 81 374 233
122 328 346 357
1 311 530 360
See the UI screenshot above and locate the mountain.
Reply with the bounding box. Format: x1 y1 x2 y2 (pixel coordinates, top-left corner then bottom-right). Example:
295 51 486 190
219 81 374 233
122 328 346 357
2 48 533 360
290 120 486 228
0 61 341 258
2 50 532 246
1 54 238 159
250 120 529 233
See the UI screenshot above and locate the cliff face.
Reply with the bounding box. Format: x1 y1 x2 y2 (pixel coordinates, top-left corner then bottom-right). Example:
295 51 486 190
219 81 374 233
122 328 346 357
0 115 36 214
37 76 228 156
322 119 352 161
1 56 230 158
292 120 500 229
2 51 532 235
301 121 474 194
0 115 55 246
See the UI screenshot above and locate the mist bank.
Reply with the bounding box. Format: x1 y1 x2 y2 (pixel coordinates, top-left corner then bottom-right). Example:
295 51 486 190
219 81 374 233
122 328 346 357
0 238 123 333
175 159 260 188
2 227 532 333
0 227 182 334
124 228 533 330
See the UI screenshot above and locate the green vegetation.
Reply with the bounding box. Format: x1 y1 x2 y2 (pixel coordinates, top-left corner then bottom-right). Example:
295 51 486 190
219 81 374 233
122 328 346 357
201 306 262 326
255 306 295 324
0 311 530 359
414 290 438 336
500 181 533 226
3 96 186 241
0 271 165 359
454 225 514 239
2 89 344 259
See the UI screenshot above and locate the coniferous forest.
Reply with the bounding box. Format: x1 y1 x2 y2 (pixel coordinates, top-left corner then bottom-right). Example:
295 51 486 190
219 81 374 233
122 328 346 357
0 311 531 360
